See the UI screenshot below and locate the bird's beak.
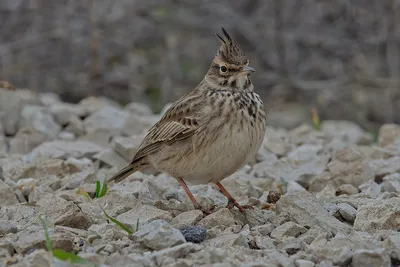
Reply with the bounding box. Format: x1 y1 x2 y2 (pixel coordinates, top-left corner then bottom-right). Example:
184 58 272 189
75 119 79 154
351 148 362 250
241 66 255 73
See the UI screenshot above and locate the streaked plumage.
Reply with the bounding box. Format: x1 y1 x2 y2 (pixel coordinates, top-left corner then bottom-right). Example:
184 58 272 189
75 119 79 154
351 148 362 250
109 27 266 213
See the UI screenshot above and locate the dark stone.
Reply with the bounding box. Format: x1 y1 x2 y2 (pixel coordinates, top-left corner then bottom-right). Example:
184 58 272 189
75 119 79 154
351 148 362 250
180 226 206 244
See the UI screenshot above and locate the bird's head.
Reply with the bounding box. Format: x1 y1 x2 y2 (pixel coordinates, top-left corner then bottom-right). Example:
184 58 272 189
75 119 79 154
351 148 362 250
206 27 255 91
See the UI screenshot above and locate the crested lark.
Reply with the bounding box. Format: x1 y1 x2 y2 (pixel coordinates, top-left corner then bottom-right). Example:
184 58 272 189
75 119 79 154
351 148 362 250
108 28 266 213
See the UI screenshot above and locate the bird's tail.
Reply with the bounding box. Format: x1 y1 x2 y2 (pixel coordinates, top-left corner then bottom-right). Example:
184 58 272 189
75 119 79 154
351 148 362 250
107 160 145 184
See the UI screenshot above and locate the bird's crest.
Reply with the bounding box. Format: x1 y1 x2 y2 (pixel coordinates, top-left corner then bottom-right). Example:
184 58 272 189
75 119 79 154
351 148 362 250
215 27 248 65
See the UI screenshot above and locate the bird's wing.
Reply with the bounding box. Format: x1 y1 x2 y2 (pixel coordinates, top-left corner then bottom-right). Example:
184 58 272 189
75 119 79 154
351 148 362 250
131 91 205 162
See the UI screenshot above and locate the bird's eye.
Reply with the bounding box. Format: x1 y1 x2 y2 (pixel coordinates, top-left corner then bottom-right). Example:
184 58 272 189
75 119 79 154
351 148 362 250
220 65 228 73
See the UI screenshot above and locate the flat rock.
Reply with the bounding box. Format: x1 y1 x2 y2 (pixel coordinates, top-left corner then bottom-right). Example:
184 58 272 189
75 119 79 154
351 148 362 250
382 173 400 192
197 208 239 229
19 105 61 139
11 249 52 267
9 127 48 154
0 89 40 136
352 249 390 267
112 135 144 161
83 106 130 135
0 179 19 207
132 220 186 250
116 205 172 228
270 221 306 241
276 191 352 235
35 193 92 229
321 120 372 145
202 233 249 249
28 140 103 160
171 210 204 229
354 198 400 233
369 157 400 176
378 123 400 147
49 102 86 125
12 226 76 254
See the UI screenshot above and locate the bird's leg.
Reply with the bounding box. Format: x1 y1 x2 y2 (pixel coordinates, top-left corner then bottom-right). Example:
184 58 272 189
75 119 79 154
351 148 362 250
215 182 245 213
178 178 211 215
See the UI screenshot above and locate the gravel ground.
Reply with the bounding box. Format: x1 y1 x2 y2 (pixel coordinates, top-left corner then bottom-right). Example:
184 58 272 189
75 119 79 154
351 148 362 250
1 87 400 267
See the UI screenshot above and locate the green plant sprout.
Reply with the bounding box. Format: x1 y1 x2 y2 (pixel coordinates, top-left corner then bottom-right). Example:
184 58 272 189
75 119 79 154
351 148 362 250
76 180 137 235
312 107 321 131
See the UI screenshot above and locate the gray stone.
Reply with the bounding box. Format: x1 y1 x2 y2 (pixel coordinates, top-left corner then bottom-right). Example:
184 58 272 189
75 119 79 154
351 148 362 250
382 173 400 192
0 204 37 230
12 249 52 267
370 157 400 176
132 220 186 250
261 126 291 156
20 105 61 139
65 115 86 136
352 249 390 267
287 144 324 162
321 120 372 145
122 114 156 136
378 123 400 147
197 208 239 229
78 96 120 115
39 92 61 106
35 193 92 229
337 203 357 223
322 156 374 188
354 198 400 233
83 106 130 135
276 191 352 235
78 129 111 148
0 89 40 136
49 102 86 125
9 127 48 154
383 233 400 262
0 179 19 207
336 184 359 195
12 226 76 254
180 226 207 243
124 102 153 116
112 135 144 161
270 222 306 241
359 180 381 198
289 123 324 146
253 236 275 249
148 243 203 264
116 205 172 228
0 219 18 235
171 210 204 229
276 236 303 255
93 148 127 169
295 259 315 267
202 233 249 249
28 140 103 160
58 131 75 141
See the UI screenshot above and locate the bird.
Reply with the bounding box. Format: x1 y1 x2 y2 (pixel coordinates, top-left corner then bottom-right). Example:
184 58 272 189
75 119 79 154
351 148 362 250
108 27 266 214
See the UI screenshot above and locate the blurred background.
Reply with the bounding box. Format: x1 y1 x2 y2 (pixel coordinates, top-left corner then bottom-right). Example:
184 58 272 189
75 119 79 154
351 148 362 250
1 0 400 132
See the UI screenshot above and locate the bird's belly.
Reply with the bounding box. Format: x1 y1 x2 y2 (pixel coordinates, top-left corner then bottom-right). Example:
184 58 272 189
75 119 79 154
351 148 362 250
156 121 262 185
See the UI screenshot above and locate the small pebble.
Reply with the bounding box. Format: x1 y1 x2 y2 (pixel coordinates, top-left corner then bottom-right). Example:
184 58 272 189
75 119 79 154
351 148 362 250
180 226 207 243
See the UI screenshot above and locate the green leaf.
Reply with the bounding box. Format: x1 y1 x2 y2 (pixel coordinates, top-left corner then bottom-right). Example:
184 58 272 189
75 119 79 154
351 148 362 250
95 180 101 198
38 215 52 252
99 181 108 198
52 249 93 266
99 206 133 235
95 180 108 199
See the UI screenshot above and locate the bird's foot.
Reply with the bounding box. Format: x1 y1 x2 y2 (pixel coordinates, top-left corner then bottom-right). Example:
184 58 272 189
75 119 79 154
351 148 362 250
226 197 245 213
